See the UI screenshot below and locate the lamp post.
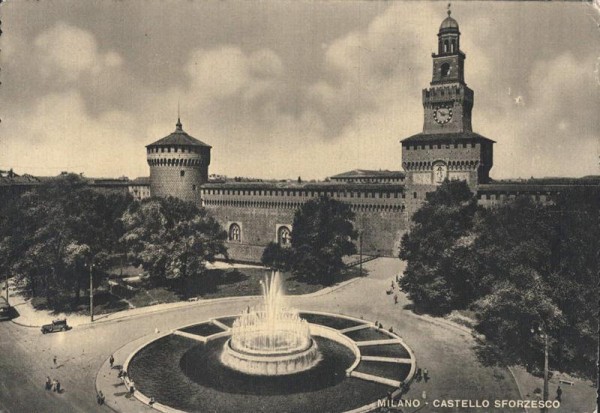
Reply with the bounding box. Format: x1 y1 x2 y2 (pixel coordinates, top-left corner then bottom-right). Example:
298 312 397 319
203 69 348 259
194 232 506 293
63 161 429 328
86 261 95 323
531 325 549 413
358 230 363 277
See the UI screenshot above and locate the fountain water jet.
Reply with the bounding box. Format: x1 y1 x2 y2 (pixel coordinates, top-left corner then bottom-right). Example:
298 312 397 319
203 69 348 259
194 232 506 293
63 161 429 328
221 272 321 375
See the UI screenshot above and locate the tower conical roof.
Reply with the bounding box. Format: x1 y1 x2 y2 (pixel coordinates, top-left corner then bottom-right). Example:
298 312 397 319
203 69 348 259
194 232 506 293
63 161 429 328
146 119 211 148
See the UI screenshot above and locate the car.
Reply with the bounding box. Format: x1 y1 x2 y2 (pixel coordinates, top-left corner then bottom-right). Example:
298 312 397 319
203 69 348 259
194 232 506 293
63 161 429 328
41 319 70 334
0 297 12 321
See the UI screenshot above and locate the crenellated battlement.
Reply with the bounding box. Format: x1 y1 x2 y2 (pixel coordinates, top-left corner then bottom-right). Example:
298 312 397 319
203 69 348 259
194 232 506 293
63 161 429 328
147 157 208 167
403 159 479 171
422 85 473 106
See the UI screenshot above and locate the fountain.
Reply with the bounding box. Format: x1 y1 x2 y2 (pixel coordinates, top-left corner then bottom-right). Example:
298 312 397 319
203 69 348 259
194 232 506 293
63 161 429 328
221 272 322 375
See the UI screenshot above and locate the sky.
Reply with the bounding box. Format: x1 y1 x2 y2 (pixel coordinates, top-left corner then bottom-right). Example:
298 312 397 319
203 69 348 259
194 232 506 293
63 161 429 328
1 1 599 180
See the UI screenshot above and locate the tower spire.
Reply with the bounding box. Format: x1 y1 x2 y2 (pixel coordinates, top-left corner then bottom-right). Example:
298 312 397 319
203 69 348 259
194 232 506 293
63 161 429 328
176 100 183 131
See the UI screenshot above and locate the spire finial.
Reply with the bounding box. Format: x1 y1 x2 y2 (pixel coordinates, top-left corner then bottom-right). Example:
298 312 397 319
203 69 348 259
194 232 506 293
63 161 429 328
176 100 183 131
447 3 451 16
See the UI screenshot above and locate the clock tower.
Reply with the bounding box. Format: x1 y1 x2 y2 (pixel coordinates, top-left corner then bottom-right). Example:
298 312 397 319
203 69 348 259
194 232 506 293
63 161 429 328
401 8 494 188
423 8 473 135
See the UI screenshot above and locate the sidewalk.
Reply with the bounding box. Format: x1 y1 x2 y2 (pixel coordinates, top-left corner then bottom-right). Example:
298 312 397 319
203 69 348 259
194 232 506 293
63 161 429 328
95 335 157 413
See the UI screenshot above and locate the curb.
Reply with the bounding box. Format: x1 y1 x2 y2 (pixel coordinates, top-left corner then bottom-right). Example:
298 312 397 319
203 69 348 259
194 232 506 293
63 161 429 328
507 366 529 413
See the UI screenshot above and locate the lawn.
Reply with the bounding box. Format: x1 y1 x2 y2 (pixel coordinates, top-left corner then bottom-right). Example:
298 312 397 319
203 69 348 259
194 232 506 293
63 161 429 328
112 265 363 309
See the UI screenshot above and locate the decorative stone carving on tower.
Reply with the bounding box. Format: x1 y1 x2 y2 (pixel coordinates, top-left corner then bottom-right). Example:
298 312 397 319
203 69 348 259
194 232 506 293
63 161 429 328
401 7 494 188
146 118 211 203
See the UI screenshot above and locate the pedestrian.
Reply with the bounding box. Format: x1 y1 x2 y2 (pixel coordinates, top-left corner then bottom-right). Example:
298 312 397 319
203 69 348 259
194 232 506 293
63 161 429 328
556 385 562 402
97 391 105 405
149 397 155 405
109 354 114 368
391 281 394 290
423 368 429 382
415 367 422 382
394 294 398 304
53 355 57 366
52 379 58 392
45 376 52 391
56 380 61 393
374 320 379 328
378 322 383 329
388 326 394 333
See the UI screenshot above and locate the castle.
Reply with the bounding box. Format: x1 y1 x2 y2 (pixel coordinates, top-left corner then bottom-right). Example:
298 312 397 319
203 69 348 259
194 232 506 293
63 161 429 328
2 11 596 263
141 10 597 263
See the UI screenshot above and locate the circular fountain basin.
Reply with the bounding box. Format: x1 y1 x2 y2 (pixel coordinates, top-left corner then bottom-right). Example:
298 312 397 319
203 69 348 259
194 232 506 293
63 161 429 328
221 337 321 375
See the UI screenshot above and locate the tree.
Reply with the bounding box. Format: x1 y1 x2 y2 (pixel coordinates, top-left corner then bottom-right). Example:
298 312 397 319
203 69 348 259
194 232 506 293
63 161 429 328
471 191 598 379
0 173 132 308
288 196 357 284
473 280 564 370
261 242 291 271
398 180 478 313
120 197 227 283
399 182 598 380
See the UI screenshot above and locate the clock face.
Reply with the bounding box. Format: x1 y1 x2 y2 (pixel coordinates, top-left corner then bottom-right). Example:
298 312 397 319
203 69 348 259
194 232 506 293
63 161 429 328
433 106 453 124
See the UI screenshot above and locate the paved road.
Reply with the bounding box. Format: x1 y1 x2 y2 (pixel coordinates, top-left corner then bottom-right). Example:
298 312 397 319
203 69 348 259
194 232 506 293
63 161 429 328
0 258 526 413
0 297 258 413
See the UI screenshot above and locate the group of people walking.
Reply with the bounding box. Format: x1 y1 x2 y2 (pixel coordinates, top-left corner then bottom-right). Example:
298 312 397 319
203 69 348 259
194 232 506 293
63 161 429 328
387 276 400 305
414 367 429 383
44 376 61 393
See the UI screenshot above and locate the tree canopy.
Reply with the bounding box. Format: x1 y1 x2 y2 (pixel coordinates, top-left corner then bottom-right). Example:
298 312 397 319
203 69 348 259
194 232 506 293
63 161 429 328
287 196 357 284
260 242 291 272
120 197 227 283
399 181 599 379
399 180 478 313
0 174 132 306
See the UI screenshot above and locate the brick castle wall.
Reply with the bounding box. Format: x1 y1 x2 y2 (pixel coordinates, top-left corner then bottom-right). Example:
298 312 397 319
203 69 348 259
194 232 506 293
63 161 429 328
201 185 408 262
150 166 204 204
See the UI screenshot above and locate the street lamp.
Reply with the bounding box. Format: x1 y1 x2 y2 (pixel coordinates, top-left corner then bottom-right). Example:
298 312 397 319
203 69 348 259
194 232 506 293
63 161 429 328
85 261 95 322
4 272 9 304
531 325 549 413
359 230 363 277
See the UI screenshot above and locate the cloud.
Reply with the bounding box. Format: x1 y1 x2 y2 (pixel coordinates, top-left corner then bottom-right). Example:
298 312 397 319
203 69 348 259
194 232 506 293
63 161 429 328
3 3 597 182
3 90 145 178
481 53 599 179
306 3 437 138
185 46 284 102
34 22 123 82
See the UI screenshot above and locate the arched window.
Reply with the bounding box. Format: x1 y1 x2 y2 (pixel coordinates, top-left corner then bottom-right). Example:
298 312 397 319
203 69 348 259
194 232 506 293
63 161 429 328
451 39 456 52
444 40 449 53
278 226 291 247
229 223 241 242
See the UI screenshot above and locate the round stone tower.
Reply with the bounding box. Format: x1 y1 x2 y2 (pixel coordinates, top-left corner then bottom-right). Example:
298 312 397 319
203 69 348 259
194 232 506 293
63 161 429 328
146 118 211 203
